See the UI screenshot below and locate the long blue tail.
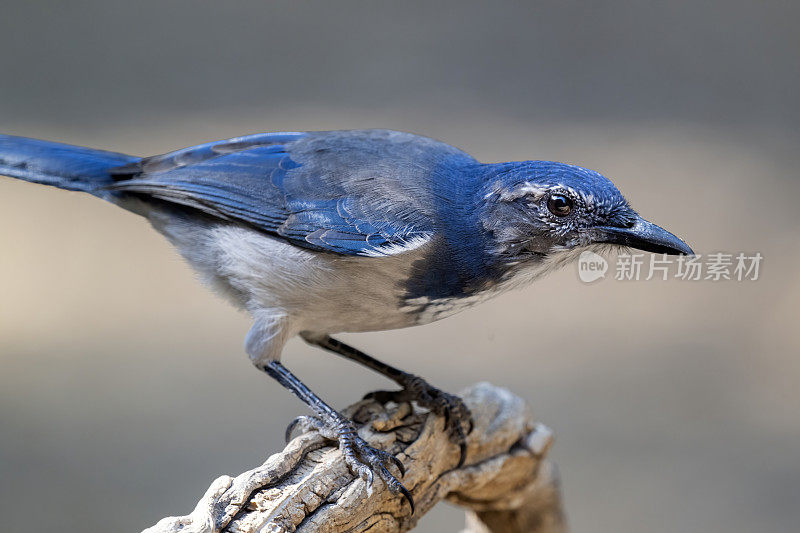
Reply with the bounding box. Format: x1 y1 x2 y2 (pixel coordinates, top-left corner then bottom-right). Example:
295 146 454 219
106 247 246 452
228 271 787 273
0 134 139 197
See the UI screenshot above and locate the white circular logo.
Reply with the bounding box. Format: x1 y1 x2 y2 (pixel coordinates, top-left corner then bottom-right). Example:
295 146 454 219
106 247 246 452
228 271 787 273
578 250 608 283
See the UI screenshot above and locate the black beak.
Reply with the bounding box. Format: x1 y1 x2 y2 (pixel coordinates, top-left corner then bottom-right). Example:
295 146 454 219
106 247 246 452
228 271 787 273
591 217 694 255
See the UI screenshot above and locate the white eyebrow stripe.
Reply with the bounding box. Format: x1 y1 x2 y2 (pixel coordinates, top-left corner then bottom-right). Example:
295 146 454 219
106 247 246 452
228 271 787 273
486 182 550 202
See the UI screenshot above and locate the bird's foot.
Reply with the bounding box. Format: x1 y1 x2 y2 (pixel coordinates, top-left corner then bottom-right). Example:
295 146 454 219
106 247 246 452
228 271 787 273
365 374 473 466
285 414 414 513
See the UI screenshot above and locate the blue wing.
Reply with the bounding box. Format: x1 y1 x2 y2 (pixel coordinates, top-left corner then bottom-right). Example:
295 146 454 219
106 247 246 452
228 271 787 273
109 129 477 256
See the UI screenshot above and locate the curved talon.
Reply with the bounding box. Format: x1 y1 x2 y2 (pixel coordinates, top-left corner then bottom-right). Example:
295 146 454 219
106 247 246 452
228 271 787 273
389 454 406 477
374 447 406 477
398 483 415 515
382 467 415 515
457 441 467 468
284 416 302 442
285 416 303 442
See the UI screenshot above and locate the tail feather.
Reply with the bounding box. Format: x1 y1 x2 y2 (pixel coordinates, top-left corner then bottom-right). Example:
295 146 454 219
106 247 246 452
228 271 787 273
0 134 139 196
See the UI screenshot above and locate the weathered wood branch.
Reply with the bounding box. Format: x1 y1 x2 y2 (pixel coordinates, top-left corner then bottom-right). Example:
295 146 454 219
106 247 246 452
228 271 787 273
143 382 566 533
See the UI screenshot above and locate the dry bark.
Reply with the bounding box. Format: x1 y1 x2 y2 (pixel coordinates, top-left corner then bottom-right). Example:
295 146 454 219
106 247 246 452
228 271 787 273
144 382 566 533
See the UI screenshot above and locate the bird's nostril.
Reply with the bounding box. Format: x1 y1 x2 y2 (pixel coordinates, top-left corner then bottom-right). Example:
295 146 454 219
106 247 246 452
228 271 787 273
621 217 636 228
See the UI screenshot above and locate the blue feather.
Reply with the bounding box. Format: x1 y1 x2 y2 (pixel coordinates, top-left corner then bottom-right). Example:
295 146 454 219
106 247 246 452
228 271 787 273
0 134 138 194
110 129 479 257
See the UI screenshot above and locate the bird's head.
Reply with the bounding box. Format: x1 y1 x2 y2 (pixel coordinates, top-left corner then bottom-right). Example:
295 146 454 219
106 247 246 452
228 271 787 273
481 161 693 264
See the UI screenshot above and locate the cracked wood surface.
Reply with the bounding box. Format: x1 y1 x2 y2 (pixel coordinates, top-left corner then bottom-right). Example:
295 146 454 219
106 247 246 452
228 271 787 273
143 382 566 533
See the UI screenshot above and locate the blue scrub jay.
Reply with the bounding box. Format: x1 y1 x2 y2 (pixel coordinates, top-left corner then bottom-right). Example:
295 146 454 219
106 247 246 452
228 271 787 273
0 129 692 510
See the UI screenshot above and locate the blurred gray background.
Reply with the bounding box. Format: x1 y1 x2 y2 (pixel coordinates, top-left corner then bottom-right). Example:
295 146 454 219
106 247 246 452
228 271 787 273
1 2 798 531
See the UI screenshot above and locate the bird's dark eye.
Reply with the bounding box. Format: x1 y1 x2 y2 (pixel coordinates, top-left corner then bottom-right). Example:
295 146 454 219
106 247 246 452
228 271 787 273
547 194 573 217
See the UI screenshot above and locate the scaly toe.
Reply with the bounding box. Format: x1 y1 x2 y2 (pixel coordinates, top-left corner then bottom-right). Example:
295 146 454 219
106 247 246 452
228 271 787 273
345 436 414 513
430 392 473 466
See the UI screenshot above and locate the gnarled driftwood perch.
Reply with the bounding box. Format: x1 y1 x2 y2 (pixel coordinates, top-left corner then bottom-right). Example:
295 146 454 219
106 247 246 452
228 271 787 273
144 382 566 533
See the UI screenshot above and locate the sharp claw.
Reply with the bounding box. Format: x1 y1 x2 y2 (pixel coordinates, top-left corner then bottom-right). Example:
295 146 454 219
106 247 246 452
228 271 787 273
390 454 406 476
398 483 415 515
384 469 411 506
364 467 374 489
284 416 304 443
457 441 467 468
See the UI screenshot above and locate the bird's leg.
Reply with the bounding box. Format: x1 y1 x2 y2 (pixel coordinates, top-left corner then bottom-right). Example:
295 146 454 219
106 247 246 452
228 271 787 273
301 333 473 466
261 360 413 512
